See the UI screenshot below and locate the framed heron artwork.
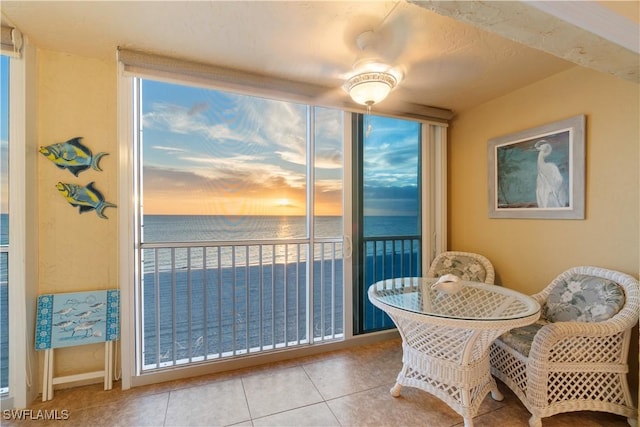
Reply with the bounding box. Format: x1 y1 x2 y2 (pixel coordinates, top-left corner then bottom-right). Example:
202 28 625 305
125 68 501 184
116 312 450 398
487 115 585 219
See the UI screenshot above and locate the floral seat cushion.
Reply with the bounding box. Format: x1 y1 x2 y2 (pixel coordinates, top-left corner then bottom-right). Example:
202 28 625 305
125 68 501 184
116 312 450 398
430 255 487 282
497 320 548 357
543 274 625 323
498 274 625 356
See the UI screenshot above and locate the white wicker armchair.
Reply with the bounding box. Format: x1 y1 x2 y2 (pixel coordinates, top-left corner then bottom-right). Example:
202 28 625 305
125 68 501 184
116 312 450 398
490 266 639 427
427 251 495 284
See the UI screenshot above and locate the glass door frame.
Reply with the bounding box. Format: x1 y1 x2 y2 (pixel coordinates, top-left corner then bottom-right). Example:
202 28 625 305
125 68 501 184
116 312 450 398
1 37 39 410
351 113 448 335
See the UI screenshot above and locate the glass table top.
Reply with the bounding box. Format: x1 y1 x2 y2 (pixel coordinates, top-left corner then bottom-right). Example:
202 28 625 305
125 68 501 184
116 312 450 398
369 277 540 321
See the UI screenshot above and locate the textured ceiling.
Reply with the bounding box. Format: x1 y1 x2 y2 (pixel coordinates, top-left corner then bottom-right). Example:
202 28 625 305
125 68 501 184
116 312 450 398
1 1 637 116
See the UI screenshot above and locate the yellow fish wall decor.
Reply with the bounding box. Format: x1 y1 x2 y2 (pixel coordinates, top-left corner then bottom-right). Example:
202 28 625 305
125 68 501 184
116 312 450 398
56 182 117 219
40 137 108 176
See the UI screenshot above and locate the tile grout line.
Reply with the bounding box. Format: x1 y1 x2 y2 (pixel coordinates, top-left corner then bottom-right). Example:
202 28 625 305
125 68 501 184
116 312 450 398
161 389 171 427
239 376 255 425
300 363 344 426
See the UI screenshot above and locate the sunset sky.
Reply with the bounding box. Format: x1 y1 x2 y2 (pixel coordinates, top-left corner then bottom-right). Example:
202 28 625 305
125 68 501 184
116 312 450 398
140 79 419 216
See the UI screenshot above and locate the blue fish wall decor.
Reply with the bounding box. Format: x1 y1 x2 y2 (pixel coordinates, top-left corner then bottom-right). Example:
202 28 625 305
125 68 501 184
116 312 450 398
40 137 108 176
56 182 117 219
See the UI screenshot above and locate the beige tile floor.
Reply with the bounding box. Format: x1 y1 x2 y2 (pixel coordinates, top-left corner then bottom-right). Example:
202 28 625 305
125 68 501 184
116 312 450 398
4 338 634 427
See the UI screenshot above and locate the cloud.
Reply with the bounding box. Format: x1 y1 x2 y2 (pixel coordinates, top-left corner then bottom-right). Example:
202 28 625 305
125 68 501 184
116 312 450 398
316 179 342 193
151 145 187 154
234 97 308 164
188 102 209 116
315 108 343 140
177 152 306 189
144 102 256 144
142 166 215 193
363 132 419 188
314 147 342 170
143 157 307 200
143 96 313 168
141 93 317 195
275 148 306 166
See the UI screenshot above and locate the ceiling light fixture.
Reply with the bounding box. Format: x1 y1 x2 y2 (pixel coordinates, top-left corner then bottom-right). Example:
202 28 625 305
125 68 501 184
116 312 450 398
344 71 397 106
344 31 401 107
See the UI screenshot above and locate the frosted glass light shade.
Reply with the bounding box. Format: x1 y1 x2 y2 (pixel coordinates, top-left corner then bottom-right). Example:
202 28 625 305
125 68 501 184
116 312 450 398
345 72 397 106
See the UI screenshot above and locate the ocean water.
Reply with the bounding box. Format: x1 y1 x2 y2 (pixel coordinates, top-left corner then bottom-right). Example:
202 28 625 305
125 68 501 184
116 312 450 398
140 215 419 274
141 214 419 243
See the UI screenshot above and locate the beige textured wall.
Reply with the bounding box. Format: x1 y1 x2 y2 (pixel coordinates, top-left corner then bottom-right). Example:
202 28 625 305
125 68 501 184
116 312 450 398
37 50 118 381
448 65 639 391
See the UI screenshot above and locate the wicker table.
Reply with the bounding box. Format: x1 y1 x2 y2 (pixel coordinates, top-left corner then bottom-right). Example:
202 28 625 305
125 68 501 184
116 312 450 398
368 277 540 427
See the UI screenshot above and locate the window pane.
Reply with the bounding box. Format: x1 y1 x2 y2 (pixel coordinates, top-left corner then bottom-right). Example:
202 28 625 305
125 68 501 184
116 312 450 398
1 54 9 394
136 77 345 370
141 80 307 242
357 114 422 334
363 115 421 237
314 107 343 238
1 55 8 226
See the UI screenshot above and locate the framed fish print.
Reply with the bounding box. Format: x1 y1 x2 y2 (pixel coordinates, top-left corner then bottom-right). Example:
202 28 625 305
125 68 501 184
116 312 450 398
487 115 585 219
35 290 120 350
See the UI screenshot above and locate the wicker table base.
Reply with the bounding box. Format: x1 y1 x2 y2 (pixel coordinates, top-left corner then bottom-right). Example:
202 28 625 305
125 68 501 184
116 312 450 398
389 323 508 427
368 277 540 427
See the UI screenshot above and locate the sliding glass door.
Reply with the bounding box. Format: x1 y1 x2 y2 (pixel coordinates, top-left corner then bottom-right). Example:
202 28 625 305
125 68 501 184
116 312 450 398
353 114 422 334
120 60 447 385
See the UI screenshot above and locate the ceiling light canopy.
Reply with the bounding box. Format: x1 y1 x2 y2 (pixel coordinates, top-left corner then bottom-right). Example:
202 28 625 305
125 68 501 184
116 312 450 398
344 71 397 106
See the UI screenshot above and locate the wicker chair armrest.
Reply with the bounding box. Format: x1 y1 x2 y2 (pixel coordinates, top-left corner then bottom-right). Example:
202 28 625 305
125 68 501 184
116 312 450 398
528 319 630 364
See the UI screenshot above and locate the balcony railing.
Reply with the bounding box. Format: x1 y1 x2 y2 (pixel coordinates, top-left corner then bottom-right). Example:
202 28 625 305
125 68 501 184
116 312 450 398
1 246 8 394
361 236 421 332
137 235 420 371
137 239 344 371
